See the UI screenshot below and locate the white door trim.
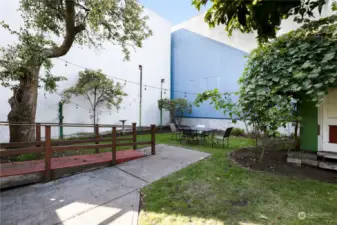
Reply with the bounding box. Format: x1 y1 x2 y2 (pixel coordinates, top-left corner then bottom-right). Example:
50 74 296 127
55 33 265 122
322 88 337 153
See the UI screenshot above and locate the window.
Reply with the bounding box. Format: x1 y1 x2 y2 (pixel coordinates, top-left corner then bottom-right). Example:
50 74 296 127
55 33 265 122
329 126 337 144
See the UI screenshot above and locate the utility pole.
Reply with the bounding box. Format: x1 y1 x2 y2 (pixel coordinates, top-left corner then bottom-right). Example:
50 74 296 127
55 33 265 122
160 78 165 129
139 65 143 128
58 101 64 139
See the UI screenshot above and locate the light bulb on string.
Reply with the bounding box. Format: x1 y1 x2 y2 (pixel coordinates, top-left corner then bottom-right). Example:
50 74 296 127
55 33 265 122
76 104 79 109
65 61 68 67
184 92 187 99
124 80 127 86
144 85 147 90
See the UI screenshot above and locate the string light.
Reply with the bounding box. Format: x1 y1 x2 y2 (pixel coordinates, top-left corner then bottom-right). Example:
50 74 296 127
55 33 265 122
144 85 147 90
184 92 187 99
56 58 209 96
124 80 127 86
65 61 68 67
76 104 78 109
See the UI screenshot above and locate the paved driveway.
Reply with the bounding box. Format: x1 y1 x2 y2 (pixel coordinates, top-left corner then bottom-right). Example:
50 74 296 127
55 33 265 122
0 144 210 225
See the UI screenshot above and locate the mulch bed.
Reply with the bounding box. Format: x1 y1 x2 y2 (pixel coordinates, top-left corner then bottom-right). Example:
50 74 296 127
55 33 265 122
231 148 337 184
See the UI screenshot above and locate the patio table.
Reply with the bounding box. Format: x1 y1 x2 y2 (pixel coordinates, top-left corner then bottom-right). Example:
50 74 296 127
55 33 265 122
180 127 217 145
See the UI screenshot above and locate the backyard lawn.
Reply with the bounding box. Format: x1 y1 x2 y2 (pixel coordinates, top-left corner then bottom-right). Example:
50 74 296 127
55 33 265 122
138 134 337 225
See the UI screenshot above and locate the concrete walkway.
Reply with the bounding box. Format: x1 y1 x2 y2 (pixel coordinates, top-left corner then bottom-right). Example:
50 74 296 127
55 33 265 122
0 144 210 225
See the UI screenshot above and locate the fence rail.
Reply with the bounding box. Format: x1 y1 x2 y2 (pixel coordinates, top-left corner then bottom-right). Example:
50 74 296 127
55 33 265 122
0 123 156 182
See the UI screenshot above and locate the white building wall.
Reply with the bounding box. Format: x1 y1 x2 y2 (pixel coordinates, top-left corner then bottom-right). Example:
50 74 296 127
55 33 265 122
0 1 171 141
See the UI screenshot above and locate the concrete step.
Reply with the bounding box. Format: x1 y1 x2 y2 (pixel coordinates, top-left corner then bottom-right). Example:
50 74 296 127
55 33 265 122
317 151 337 160
318 161 337 171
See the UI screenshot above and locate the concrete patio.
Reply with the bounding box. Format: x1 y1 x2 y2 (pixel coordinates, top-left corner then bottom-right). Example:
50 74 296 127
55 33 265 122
0 144 210 225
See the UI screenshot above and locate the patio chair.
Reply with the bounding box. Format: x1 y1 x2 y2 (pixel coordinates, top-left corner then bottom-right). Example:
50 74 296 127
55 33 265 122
181 128 198 142
212 127 233 148
169 123 181 140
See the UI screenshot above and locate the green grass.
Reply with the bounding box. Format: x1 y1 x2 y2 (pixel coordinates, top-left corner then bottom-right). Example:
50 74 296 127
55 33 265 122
139 134 337 225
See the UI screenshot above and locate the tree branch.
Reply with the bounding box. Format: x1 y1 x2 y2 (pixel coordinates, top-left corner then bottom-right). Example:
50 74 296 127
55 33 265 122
45 0 86 58
94 91 105 109
84 93 94 110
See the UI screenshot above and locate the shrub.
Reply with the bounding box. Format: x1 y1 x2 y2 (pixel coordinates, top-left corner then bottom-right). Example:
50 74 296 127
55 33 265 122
231 128 245 136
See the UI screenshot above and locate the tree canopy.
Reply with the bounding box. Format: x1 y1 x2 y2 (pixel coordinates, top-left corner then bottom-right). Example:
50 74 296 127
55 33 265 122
63 69 127 124
192 0 328 42
0 0 152 92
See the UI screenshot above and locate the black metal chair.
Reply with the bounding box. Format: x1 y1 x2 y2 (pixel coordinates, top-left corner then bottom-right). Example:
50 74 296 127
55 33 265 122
181 128 198 142
212 127 233 148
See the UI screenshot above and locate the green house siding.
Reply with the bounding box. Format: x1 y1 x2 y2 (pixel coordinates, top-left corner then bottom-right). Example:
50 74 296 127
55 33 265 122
299 101 318 152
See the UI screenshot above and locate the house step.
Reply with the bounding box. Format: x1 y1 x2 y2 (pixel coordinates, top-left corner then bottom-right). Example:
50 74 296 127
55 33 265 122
317 151 337 160
318 161 337 171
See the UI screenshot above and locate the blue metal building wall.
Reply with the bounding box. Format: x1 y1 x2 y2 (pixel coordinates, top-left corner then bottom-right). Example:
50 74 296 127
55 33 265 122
171 29 248 119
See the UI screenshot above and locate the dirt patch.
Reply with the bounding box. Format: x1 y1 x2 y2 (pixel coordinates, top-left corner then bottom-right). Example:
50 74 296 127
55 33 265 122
231 148 337 184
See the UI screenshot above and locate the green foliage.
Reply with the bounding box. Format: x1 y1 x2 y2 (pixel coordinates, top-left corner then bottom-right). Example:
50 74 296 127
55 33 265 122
0 30 66 92
63 69 127 124
158 98 192 125
0 0 152 92
231 128 245 136
192 0 327 42
332 1 337 11
195 89 243 125
241 13 337 106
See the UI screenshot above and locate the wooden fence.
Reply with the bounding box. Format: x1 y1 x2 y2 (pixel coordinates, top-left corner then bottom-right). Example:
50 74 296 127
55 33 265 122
0 123 156 182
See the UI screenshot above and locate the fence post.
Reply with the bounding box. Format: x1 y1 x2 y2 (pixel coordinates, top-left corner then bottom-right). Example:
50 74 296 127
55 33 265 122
36 123 41 147
44 126 52 182
132 123 137 150
95 124 99 153
151 124 156 155
112 127 117 165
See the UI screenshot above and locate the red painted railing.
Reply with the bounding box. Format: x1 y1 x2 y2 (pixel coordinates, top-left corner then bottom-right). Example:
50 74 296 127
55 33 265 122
0 123 156 182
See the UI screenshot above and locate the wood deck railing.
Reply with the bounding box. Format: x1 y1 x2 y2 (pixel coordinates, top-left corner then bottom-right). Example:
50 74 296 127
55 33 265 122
0 123 156 182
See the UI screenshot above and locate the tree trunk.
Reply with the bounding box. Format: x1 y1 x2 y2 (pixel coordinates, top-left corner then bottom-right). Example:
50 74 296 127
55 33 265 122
8 67 39 143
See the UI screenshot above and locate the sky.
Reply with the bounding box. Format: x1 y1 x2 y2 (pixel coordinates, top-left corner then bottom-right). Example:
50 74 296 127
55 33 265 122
139 0 209 25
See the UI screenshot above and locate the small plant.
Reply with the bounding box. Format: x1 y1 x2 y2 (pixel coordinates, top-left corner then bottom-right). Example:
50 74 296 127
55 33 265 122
231 128 245 136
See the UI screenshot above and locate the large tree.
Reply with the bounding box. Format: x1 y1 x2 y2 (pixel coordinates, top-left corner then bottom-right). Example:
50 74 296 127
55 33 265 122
0 0 152 143
192 0 328 42
63 69 127 125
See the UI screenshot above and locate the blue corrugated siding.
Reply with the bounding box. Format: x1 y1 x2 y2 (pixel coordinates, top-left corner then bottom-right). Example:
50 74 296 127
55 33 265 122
171 29 248 118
